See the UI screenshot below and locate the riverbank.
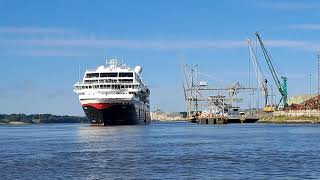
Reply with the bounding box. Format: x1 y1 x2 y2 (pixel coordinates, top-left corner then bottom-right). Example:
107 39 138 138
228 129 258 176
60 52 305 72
0 114 89 124
258 114 320 124
0 121 36 125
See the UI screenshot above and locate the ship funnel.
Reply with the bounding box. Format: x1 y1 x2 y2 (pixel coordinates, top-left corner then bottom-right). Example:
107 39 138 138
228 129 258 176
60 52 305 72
134 66 142 74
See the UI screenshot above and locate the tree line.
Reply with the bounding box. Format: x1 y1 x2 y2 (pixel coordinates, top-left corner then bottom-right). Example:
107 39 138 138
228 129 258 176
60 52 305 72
0 114 89 123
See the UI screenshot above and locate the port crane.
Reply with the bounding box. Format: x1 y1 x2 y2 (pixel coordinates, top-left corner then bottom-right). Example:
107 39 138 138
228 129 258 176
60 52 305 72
247 38 269 108
255 32 288 109
247 39 276 112
181 60 257 119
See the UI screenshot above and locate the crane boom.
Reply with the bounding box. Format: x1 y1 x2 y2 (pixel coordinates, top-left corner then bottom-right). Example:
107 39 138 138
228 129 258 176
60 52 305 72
247 39 269 107
254 32 288 108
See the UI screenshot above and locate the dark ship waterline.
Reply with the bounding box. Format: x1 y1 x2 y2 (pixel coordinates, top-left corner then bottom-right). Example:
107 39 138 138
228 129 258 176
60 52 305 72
82 103 149 125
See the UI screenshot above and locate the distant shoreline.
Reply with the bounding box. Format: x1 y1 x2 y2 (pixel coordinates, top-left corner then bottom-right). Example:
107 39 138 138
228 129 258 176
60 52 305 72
0 114 89 124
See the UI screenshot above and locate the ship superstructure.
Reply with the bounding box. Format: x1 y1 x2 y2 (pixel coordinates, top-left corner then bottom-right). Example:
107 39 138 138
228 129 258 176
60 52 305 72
73 59 150 125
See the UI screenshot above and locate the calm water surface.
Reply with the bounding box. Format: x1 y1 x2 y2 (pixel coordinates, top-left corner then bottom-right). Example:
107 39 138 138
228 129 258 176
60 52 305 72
0 122 319 179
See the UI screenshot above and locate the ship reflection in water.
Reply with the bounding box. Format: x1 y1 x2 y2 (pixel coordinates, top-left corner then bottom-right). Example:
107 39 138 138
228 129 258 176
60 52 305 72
0 122 320 179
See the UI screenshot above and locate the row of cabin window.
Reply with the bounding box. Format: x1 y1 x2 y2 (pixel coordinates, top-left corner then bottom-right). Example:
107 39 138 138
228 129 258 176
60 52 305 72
78 85 139 90
85 72 134 78
84 79 134 84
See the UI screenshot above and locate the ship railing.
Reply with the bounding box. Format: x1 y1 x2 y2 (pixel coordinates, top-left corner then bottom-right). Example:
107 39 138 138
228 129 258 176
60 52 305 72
86 69 97 72
75 84 140 90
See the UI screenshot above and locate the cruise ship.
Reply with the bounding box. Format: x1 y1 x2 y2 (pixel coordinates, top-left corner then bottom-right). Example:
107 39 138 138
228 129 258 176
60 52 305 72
73 59 150 125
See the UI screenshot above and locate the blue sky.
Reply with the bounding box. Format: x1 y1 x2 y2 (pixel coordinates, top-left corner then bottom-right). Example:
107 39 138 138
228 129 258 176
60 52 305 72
0 0 319 115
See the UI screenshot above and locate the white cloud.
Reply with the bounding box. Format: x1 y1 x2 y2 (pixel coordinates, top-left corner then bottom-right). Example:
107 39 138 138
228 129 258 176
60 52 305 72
0 26 73 34
1 26 320 57
265 40 320 51
257 1 320 10
288 24 320 30
6 38 247 50
2 38 320 57
13 50 90 57
5 38 320 51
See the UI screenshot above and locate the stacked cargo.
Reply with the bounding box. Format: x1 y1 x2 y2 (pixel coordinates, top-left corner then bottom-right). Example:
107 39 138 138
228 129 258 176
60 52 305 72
289 95 320 110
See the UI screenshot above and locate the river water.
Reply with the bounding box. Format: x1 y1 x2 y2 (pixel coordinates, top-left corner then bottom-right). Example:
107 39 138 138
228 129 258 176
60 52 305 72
0 122 319 179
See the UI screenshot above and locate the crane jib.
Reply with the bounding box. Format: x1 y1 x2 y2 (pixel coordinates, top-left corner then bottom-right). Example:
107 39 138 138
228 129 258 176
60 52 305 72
254 32 288 108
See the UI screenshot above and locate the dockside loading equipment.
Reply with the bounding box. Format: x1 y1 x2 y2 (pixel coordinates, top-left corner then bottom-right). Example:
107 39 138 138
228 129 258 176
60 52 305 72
254 32 288 109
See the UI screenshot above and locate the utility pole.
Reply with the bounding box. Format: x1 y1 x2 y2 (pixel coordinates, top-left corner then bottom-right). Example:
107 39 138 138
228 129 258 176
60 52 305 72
309 74 312 95
195 64 198 112
190 68 194 116
318 55 320 96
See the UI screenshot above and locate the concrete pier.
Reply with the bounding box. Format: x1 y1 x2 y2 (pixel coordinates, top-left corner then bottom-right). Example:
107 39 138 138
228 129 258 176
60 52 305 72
197 116 259 124
197 117 227 124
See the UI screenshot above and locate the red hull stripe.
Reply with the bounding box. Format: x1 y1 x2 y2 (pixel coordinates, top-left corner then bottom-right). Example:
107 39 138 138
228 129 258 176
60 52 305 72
82 103 113 110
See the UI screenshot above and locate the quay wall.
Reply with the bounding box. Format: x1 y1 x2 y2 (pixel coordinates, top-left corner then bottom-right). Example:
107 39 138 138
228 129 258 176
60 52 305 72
258 110 320 123
273 110 320 117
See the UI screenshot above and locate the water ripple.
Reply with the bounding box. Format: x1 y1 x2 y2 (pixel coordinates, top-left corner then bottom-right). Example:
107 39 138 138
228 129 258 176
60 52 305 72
0 123 319 179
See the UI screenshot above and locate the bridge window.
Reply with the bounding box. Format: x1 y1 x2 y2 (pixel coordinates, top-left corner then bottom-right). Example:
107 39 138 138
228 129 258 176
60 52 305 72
85 73 99 78
119 73 133 77
100 73 118 77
